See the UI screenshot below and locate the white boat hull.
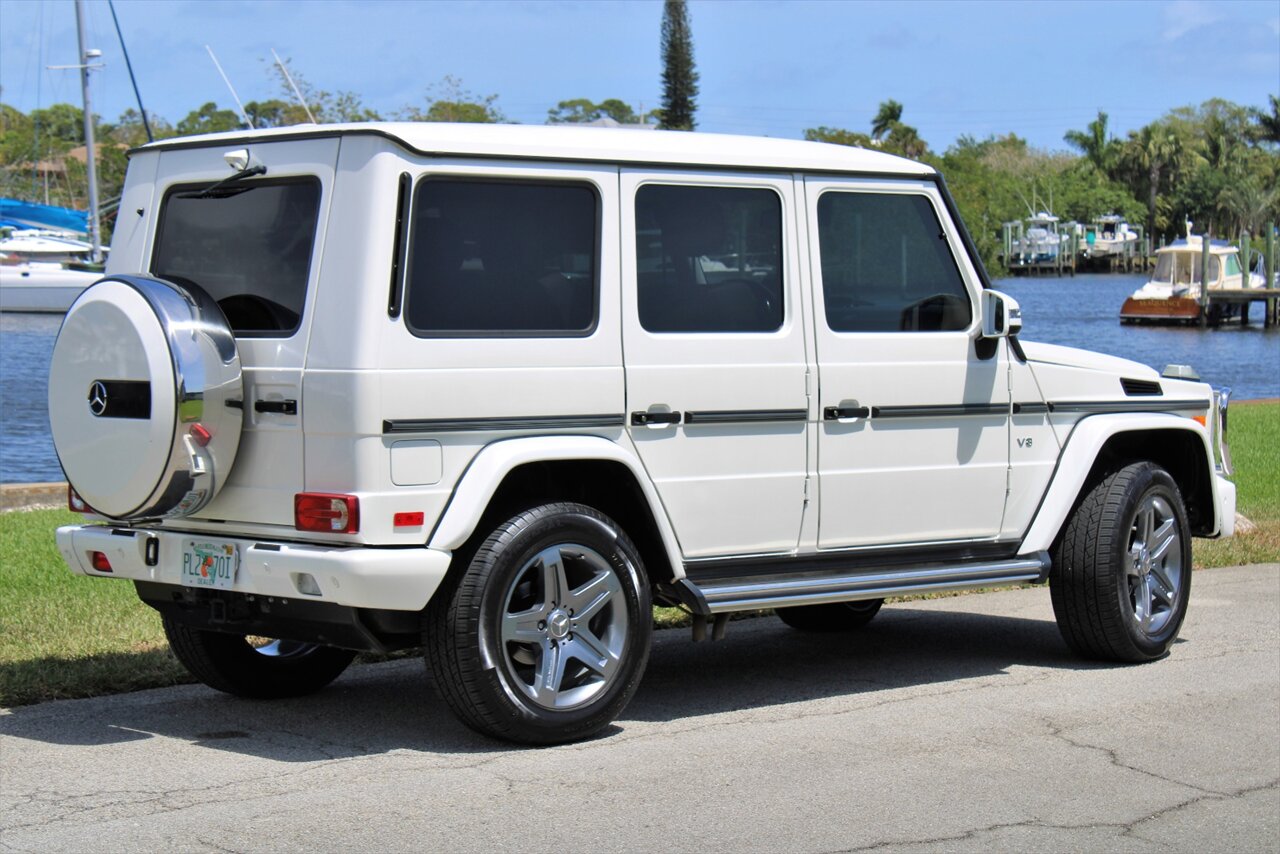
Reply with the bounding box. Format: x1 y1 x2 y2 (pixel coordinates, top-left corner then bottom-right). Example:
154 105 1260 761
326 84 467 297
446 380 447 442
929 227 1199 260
0 264 99 313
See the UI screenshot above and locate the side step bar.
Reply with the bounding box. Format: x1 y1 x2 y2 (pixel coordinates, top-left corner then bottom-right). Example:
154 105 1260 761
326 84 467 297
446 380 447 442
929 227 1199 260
678 553 1050 615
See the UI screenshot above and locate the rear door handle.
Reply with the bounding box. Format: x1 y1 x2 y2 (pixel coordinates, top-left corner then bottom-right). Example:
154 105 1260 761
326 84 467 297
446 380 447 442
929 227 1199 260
630 411 681 426
254 399 298 415
823 405 870 420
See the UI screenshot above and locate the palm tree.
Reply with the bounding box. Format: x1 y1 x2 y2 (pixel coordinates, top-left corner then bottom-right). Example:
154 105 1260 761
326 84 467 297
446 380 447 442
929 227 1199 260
1217 179 1279 236
1124 125 1184 239
871 100 903 141
1251 94 1280 145
1064 110 1116 175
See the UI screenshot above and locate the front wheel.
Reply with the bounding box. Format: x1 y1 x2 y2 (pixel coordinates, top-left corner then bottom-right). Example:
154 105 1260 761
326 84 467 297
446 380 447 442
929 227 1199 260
162 617 356 698
424 503 652 745
1050 462 1191 662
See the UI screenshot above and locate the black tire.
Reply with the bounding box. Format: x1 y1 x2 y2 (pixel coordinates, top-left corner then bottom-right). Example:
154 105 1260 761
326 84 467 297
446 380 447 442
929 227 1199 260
162 617 356 699
1050 461 1192 662
424 503 651 745
775 599 884 632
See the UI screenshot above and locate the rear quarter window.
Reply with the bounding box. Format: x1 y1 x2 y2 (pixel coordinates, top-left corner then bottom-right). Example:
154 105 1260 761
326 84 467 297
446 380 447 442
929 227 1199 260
404 179 599 337
151 177 321 337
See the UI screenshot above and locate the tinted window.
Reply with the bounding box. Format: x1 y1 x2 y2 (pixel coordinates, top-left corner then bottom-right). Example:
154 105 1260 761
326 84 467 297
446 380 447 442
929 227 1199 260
405 180 597 336
817 192 971 333
152 179 320 336
636 185 783 333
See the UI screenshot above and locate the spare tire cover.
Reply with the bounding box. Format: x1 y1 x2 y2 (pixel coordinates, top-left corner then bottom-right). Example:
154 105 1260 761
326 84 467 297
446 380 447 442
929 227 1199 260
49 275 243 519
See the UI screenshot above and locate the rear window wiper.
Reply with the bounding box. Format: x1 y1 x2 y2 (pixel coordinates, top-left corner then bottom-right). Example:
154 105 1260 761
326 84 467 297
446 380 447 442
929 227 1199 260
184 164 268 199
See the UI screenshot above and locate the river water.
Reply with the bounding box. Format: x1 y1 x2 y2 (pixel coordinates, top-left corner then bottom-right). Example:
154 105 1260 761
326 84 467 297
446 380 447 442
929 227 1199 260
2 273 1277 484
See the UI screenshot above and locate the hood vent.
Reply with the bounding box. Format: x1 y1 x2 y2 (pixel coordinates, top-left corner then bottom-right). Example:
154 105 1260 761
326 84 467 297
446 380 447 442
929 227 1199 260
1121 378 1163 397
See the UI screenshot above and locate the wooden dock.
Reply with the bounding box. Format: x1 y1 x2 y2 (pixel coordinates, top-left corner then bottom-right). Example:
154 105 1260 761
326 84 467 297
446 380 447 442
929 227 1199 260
1205 288 1280 326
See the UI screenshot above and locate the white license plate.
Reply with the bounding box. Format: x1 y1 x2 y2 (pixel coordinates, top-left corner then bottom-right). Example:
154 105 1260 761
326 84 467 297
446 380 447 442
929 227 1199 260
180 539 239 590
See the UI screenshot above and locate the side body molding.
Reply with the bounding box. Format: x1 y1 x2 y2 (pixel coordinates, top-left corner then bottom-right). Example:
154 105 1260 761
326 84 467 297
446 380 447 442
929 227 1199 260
1019 413 1224 553
426 435 686 577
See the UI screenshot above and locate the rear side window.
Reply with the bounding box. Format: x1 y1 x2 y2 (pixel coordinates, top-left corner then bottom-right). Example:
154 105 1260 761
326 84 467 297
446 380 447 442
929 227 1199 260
152 178 320 337
405 180 598 337
817 192 971 333
635 184 783 333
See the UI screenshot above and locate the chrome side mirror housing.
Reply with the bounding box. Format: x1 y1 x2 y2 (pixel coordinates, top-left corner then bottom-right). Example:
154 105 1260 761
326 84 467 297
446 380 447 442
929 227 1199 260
980 289 1023 339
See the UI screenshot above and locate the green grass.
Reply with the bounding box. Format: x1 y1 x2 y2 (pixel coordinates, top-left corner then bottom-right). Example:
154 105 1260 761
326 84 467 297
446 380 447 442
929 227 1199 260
1192 400 1280 568
2 402 1276 707
0 509 191 706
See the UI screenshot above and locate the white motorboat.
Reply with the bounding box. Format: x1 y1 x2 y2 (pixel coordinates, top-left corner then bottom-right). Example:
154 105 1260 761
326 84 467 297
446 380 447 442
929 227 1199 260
1085 214 1138 260
0 261 99 312
1120 228 1265 324
1010 212 1067 266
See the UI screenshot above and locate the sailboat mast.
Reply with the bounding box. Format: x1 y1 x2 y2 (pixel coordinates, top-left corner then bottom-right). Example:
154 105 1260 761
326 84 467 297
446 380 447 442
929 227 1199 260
74 0 102 264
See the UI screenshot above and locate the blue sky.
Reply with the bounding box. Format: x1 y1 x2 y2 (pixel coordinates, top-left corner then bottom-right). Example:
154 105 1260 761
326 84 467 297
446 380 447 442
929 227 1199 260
1 0 1277 152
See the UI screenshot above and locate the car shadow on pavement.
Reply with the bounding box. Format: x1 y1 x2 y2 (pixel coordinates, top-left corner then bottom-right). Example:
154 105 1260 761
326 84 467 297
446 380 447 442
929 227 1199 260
1 606 1123 760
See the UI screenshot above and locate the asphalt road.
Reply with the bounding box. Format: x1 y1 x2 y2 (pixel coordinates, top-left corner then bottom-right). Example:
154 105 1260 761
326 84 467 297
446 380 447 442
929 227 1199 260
3 564 1278 853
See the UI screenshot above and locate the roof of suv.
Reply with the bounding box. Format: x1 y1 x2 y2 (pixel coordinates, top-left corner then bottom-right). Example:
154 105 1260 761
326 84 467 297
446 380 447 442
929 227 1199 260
138 122 936 177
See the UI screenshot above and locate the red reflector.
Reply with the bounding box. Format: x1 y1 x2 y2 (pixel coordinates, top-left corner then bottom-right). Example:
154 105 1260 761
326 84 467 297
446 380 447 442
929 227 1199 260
189 423 212 446
295 493 360 534
68 486 89 513
394 512 425 527
90 551 113 572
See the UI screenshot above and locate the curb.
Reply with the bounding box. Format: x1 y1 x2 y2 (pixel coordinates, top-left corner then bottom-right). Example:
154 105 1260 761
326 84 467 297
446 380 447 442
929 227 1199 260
1 482 67 512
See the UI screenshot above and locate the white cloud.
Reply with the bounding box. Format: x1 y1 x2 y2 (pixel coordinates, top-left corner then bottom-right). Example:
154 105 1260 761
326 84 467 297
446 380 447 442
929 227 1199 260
1162 0 1223 42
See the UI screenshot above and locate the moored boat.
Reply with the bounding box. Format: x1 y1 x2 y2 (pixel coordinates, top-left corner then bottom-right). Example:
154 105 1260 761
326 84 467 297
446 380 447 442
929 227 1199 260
1120 229 1264 324
1085 214 1138 260
0 261 99 313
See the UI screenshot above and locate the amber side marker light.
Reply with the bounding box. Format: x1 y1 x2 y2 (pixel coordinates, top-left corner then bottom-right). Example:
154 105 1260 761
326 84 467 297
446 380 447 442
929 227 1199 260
1192 414 1207 426
295 493 360 534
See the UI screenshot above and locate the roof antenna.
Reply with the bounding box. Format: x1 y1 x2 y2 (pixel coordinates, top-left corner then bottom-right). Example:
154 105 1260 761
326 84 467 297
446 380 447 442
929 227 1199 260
272 49 317 124
205 46 253 129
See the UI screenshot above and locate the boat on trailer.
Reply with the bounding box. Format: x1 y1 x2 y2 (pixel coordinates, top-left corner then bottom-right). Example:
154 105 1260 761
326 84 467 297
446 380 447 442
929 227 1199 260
1120 231 1264 325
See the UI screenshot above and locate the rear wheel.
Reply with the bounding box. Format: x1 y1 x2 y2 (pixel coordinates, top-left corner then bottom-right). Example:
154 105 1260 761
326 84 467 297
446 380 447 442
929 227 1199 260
162 617 355 698
776 599 883 632
1050 462 1191 662
424 503 651 745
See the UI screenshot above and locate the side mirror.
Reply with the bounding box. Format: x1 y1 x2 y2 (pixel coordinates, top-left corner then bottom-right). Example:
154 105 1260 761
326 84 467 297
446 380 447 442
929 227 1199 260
980 290 1023 339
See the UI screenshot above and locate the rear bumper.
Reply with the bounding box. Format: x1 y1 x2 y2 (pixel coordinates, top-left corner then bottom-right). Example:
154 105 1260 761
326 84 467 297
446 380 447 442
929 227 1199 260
56 524 451 611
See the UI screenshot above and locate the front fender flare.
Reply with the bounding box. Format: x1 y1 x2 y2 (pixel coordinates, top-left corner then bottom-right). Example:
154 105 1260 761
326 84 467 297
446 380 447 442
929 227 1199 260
1019 413 1224 553
426 435 686 578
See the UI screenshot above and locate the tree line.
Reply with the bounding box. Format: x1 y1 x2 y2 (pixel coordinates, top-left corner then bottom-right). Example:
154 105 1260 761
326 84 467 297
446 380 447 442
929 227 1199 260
1 0 1274 273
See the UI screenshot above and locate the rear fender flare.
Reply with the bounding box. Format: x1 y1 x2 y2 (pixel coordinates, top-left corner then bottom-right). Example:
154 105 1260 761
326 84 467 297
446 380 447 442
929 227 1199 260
426 435 686 578
1019 413 1221 553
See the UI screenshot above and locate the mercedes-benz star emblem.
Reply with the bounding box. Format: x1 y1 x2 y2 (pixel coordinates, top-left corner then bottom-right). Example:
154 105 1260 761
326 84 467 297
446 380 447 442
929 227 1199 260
88 381 109 417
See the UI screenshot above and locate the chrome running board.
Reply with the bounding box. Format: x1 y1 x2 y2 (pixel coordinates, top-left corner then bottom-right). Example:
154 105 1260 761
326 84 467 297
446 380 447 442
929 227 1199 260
679 553 1049 615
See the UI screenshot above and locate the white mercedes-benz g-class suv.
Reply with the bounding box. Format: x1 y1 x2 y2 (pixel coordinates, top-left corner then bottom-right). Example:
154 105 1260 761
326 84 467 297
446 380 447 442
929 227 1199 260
51 124 1235 744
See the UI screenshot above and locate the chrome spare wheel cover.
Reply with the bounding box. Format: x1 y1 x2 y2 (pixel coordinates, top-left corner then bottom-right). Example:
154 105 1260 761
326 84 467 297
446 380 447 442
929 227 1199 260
48 275 243 519
1126 493 1184 636
499 543 629 711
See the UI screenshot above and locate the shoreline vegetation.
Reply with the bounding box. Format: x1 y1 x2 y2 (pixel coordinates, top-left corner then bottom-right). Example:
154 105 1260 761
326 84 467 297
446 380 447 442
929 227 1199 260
2 402 1276 709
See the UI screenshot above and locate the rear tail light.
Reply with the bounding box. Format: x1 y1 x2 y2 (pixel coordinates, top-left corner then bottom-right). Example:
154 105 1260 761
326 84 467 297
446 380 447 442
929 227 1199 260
90 551 113 572
294 493 360 533
68 486 89 513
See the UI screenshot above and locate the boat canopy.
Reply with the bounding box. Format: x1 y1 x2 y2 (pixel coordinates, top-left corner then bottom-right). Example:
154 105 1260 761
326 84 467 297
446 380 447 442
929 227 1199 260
0 199 88 234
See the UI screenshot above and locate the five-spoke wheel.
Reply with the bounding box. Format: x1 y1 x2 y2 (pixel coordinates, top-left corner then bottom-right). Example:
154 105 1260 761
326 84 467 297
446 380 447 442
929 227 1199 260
425 503 651 745
499 543 630 711
1050 461 1191 662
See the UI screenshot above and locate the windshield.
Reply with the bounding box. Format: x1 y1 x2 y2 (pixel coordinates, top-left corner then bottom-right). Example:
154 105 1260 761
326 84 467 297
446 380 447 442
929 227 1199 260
1153 251 1219 285
151 178 321 336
